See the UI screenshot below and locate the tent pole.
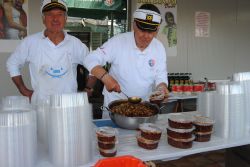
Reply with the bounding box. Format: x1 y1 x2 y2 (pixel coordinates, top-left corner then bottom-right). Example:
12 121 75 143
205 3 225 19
110 12 114 37
127 0 131 31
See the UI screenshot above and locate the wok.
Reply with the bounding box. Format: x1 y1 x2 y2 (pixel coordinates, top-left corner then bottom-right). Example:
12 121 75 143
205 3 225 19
102 99 160 130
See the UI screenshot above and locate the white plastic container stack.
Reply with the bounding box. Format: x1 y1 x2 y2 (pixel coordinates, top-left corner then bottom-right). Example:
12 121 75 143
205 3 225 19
2 95 30 110
228 82 245 139
197 91 216 120
212 81 245 139
233 72 250 135
48 92 93 167
213 82 230 139
233 71 250 81
241 80 250 135
0 96 37 167
36 98 50 150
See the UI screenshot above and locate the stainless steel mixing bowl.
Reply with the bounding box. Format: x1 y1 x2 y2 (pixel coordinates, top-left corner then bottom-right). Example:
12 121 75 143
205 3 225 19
104 99 159 130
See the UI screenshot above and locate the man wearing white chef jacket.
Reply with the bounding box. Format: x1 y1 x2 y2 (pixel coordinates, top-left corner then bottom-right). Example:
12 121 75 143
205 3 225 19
84 4 169 118
6 0 89 104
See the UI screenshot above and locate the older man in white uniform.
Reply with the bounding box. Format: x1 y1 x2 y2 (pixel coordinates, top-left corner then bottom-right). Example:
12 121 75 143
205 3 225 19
6 0 89 104
84 4 169 118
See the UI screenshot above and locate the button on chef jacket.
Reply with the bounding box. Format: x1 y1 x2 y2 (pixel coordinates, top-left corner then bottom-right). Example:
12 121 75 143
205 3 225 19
6 30 89 104
84 32 168 107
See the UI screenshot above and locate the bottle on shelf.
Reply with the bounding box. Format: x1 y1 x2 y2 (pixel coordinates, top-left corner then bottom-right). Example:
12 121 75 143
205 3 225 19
179 73 184 85
174 73 180 85
168 73 175 91
184 73 190 85
188 73 193 85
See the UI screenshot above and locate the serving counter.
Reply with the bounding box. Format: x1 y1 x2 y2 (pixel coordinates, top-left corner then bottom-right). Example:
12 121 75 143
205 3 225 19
36 111 250 167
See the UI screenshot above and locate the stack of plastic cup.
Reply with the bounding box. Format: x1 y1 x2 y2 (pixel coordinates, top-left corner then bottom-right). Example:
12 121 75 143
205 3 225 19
36 98 50 151
214 81 245 139
233 72 250 81
197 91 216 120
233 72 250 135
213 82 230 138
48 93 93 167
228 82 245 139
0 96 37 167
2 95 30 110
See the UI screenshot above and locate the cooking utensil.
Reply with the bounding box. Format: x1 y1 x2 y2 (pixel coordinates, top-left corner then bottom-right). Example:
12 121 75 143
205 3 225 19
120 91 142 104
101 99 159 130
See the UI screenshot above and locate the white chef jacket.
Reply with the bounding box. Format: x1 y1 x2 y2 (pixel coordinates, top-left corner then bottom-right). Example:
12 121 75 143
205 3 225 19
84 32 168 107
6 30 89 104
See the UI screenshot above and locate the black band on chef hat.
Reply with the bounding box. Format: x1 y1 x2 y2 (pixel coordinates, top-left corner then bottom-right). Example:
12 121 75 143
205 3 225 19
41 0 68 13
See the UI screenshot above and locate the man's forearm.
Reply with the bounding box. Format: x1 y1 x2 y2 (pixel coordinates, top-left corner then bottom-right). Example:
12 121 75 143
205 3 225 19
90 65 121 92
90 65 108 80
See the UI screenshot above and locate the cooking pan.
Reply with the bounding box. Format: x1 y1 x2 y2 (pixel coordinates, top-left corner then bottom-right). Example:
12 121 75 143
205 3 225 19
101 99 160 130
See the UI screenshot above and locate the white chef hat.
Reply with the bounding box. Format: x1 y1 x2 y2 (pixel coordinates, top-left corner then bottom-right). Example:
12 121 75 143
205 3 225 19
41 0 68 13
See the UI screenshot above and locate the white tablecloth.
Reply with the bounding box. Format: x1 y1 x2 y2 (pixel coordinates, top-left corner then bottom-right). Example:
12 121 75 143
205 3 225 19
36 112 250 167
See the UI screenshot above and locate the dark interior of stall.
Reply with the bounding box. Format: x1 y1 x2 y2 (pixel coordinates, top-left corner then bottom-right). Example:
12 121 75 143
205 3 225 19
66 0 129 119
67 31 104 119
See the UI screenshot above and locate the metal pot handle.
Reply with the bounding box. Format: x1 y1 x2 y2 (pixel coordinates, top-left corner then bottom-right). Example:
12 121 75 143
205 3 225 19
100 106 110 111
100 106 114 118
159 105 167 114
158 105 168 114
159 105 166 110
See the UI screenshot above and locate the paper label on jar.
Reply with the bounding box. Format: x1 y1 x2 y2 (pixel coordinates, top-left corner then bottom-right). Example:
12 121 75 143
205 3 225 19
193 84 204 92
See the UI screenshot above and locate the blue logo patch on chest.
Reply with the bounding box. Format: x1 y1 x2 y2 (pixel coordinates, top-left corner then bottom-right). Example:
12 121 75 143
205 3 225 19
46 67 68 78
148 59 156 67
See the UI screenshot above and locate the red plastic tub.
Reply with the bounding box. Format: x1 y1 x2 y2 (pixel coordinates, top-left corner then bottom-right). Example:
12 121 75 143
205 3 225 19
94 155 146 167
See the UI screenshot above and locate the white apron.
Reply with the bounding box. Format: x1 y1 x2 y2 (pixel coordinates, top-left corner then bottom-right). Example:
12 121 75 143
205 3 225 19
31 39 75 104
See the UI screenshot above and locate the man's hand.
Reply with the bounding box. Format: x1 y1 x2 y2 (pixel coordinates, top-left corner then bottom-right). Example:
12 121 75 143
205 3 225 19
150 83 169 104
18 30 27 39
156 83 169 98
102 74 121 92
19 86 33 101
11 75 33 101
150 90 165 101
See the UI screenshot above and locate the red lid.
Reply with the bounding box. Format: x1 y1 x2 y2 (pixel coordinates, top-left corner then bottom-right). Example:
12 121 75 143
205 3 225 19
94 155 146 167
